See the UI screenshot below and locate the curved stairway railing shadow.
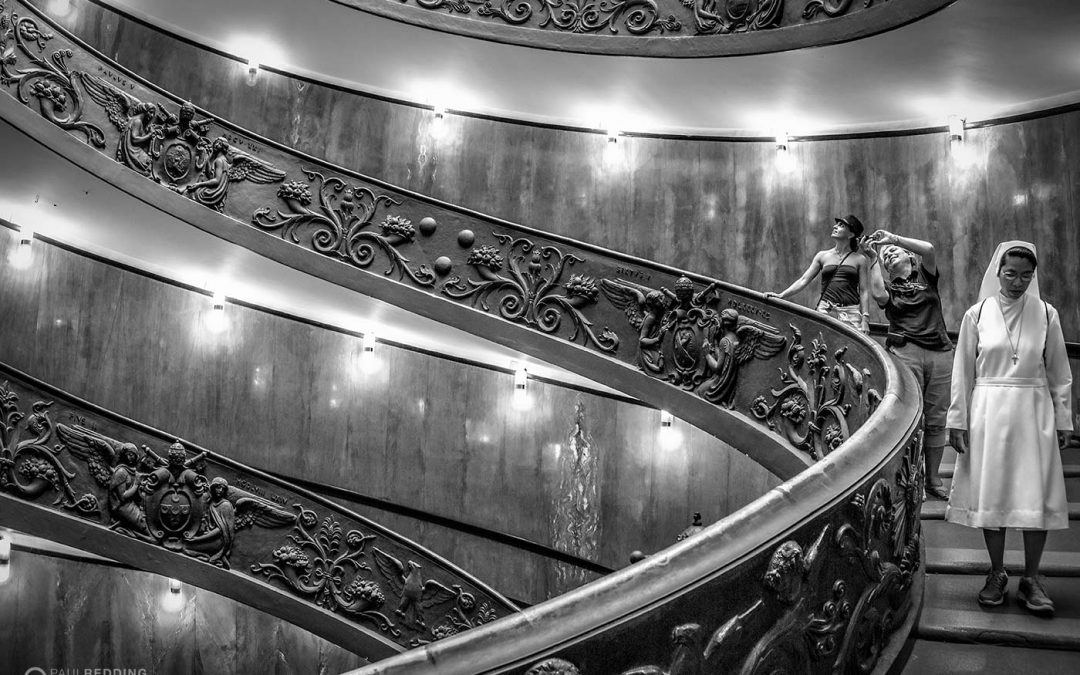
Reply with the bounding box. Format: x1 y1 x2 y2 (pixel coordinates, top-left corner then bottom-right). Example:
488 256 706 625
0 361 519 661
0 1 926 671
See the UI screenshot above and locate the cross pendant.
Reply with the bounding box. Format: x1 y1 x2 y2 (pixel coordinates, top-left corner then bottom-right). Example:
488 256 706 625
1012 354 1019 364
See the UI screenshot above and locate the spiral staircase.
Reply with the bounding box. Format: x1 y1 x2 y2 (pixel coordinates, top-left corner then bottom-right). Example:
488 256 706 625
0 0 1024 672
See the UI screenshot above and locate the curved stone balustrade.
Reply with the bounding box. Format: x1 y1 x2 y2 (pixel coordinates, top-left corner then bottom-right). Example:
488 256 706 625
0 361 519 659
348 373 923 673
2 0 892 480
325 0 953 57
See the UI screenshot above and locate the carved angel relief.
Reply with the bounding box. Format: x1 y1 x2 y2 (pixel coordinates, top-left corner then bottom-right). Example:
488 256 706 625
56 424 293 567
602 275 786 408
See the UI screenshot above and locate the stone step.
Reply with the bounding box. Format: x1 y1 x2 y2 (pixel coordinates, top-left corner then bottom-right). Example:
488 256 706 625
917 574 1080 650
923 520 1080 576
903 641 1080 674
921 500 1080 521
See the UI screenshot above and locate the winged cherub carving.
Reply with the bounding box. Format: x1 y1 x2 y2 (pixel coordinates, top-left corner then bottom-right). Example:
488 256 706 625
185 476 294 567
57 423 151 537
76 72 164 179
174 136 285 212
372 547 462 628
600 278 673 374
700 308 787 407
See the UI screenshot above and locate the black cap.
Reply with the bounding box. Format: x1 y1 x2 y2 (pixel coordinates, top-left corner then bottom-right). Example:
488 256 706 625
835 214 864 238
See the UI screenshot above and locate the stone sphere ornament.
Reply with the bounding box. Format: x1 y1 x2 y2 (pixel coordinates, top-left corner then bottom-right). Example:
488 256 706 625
457 229 475 247
434 256 453 276
419 217 437 236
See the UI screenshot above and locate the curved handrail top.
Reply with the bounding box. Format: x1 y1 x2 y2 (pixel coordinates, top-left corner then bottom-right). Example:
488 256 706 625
0 79 831 480
0 359 518 613
348 345 921 674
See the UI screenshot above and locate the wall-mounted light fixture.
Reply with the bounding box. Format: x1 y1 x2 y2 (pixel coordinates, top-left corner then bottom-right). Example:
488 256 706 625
204 287 228 334
606 126 620 144
0 531 11 585
9 218 35 270
774 130 794 173
359 331 379 374
162 577 184 611
512 362 530 411
430 105 447 141
658 409 682 449
246 56 260 86
948 115 965 145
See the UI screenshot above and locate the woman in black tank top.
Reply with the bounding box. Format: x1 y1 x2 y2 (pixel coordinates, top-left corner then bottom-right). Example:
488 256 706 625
766 214 872 333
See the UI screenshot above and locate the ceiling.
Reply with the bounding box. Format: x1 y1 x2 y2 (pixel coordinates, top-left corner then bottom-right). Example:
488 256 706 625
65 0 1080 136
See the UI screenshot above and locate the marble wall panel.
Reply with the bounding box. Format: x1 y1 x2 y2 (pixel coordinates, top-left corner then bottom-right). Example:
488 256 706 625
0 235 778 603
36 0 1080 341
0 549 366 674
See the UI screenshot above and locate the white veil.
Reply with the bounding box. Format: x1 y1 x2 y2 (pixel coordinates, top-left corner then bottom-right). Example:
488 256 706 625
976 240 1041 302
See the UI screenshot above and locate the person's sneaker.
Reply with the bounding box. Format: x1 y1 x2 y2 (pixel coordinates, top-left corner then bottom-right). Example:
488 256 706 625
977 569 1008 606
1018 576 1055 616
924 483 949 500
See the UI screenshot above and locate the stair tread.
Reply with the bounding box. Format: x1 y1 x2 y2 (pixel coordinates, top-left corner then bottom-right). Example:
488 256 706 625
927 547 1080 576
918 574 1080 649
924 520 1080 554
921 500 1080 520
903 641 1080 674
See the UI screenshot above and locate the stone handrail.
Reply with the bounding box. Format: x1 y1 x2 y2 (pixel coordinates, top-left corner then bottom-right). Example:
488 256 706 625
0 361 519 659
4 0 891 480
0 1 926 670
315 0 952 58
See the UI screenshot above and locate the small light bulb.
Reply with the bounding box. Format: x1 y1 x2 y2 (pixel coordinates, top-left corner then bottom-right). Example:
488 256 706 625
359 332 379 374
606 127 619 144
658 410 682 449
775 130 789 153
948 115 965 144
246 57 259 86
512 364 530 410
204 289 227 334
162 578 184 611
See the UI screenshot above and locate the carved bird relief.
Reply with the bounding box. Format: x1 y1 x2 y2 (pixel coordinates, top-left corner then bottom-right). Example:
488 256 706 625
372 547 460 628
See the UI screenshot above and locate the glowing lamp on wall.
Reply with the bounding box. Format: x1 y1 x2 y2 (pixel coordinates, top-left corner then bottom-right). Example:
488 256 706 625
9 220 35 270
948 115 965 144
775 130 794 173
658 410 682 449
0 531 10 585
246 57 260 86
359 331 380 374
162 578 184 611
512 363 530 411
204 289 228 334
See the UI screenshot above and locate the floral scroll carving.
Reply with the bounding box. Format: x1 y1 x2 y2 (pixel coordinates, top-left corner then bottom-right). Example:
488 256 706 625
0 1 104 146
253 168 436 287
411 0 681 36
252 509 498 645
750 325 881 460
443 232 619 353
0 375 515 651
0 384 97 516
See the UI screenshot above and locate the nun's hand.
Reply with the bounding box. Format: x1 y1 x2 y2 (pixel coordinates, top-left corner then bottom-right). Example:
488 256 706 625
1059 430 1071 451
948 428 969 455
